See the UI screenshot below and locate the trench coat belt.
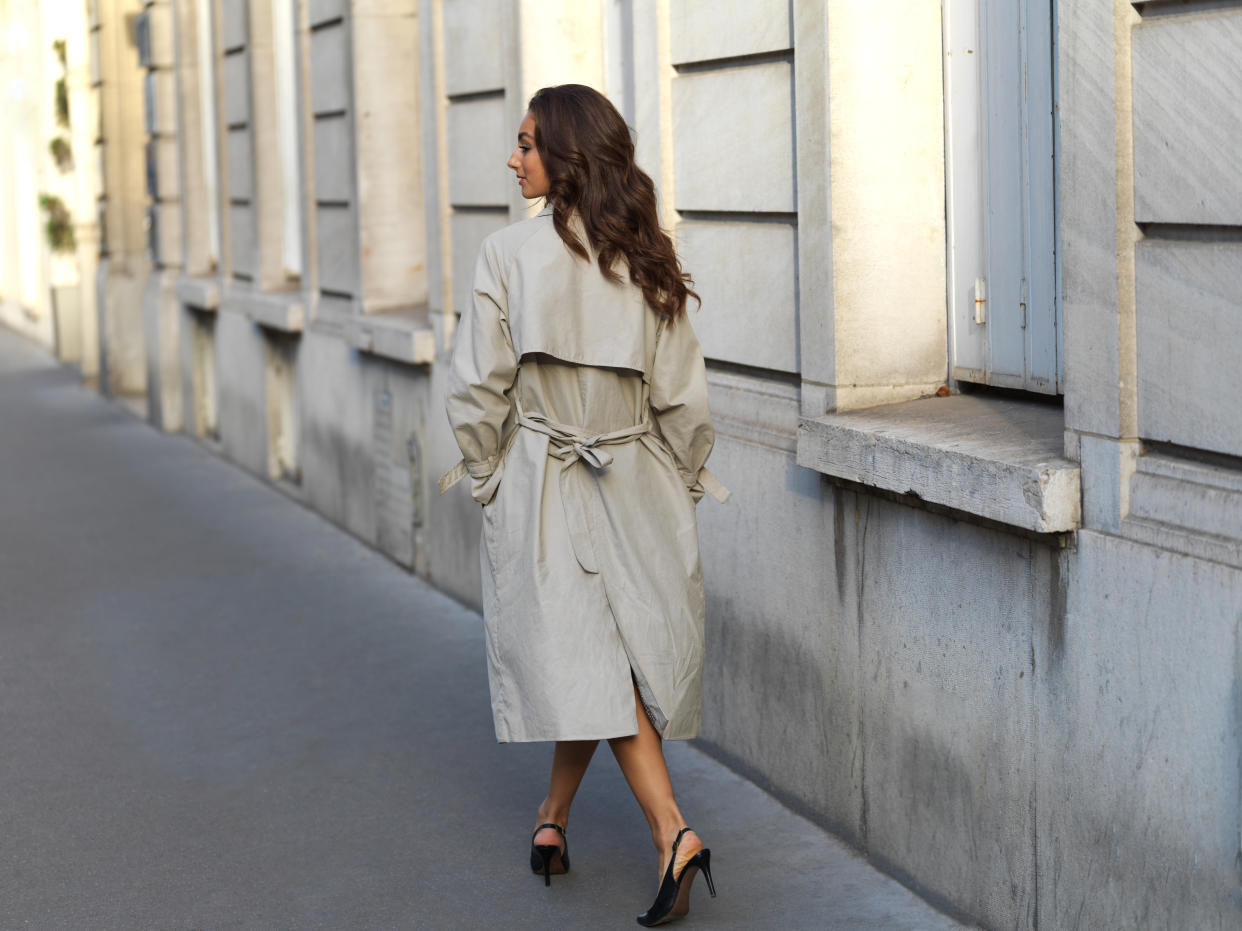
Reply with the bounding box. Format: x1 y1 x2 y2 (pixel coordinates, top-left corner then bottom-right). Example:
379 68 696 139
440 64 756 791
515 409 655 575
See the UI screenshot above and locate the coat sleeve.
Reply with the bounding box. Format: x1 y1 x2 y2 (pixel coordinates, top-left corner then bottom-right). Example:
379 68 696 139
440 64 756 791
649 314 716 503
445 239 519 504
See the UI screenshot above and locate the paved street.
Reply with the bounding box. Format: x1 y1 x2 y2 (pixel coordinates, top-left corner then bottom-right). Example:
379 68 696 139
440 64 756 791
0 325 967 929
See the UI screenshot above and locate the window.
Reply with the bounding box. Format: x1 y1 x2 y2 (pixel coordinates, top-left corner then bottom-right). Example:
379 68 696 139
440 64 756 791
944 0 1060 394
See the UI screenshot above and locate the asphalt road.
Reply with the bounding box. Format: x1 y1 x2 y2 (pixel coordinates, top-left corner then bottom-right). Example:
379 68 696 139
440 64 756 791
0 325 967 930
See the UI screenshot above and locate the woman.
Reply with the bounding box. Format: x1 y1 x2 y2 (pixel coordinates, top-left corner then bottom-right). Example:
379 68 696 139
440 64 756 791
443 84 727 926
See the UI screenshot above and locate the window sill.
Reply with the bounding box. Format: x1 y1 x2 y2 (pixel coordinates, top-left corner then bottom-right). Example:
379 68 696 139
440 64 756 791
796 394 1081 533
347 307 435 367
230 289 305 333
175 276 220 312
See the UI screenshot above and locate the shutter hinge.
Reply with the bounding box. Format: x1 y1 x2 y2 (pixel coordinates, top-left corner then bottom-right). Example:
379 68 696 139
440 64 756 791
1020 278 1028 329
974 277 987 325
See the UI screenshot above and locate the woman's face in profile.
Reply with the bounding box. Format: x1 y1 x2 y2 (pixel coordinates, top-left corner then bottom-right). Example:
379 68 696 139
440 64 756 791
507 112 550 200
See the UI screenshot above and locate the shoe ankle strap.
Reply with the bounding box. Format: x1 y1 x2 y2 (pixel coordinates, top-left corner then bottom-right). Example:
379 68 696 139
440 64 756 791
533 822 566 839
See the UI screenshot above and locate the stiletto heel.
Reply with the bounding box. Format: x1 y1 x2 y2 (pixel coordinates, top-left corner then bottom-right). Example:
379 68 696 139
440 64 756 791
529 822 569 886
636 826 716 926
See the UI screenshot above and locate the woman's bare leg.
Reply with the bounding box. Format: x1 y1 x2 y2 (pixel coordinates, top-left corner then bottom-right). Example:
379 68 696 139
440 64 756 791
607 682 703 882
534 740 598 858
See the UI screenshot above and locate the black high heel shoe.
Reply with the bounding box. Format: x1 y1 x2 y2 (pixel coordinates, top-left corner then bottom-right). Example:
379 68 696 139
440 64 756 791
636 826 716 926
529 822 569 886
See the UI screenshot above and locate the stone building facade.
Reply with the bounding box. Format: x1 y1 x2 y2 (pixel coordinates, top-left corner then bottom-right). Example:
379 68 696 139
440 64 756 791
6 1 1241 927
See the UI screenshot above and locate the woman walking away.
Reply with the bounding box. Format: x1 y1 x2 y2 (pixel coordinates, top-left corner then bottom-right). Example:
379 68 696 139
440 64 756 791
442 83 728 925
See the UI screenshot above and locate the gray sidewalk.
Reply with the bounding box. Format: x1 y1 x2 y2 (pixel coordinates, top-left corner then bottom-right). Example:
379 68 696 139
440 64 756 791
0 325 968 930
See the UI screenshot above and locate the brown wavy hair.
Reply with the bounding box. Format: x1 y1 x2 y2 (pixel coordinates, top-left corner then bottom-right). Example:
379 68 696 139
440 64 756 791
527 84 698 319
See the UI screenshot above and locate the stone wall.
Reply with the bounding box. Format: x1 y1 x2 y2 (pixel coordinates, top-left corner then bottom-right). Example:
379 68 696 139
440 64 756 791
72 1 1242 927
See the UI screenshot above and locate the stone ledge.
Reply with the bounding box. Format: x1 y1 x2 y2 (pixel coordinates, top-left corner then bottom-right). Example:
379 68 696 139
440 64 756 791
796 394 1081 533
175 277 220 311
347 308 435 366
229 290 305 333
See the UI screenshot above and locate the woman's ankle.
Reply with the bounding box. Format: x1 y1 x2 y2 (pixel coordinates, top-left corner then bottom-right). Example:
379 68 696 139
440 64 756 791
536 797 570 829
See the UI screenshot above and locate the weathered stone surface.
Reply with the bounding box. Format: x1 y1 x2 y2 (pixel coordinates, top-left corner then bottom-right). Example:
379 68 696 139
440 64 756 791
1037 531 1242 930
443 0 504 95
152 136 180 199
446 96 510 207
297 329 379 544
214 306 268 476
315 203 360 296
677 218 798 373
146 2 175 68
219 0 248 52
792 0 834 402
696 434 864 842
232 290 305 333
312 112 353 204
669 0 791 65
1132 13 1242 225
308 0 347 27
449 210 508 319
1056 0 1119 439
798 394 1081 533
348 311 435 365
1136 240 1242 459
222 50 250 126
228 204 256 280
309 22 350 115
672 60 795 213
1079 434 1138 534
226 127 253 201
175 276 220 312
1124 451 1242 569
860 499 1042 931
353 0 427 309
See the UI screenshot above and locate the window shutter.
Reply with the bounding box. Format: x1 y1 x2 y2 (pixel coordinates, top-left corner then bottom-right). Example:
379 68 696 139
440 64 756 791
946 0 1060 394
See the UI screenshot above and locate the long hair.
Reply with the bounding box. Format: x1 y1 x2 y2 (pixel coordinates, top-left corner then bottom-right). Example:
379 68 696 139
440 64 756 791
527 84 698 320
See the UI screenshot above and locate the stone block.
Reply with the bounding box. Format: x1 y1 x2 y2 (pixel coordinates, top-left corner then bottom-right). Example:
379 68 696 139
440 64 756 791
297 329 379 543
1059 0 1120 438
153 136 180 199
450 210 508 319
1132 14 1242 225
214 305 269 476
670 0 791 65
1036 531 1242 929
312 112 354 204
353 0 427 308
309 20 351 115
1135 241 1242 459
672 61 794 213
696 435 863 840
147 69 178 135
155 202 182 268
446 97 510 207
822 0 946 397
1124 451 1242 568
797 394 1080 533
676 218 798 372
226 127 253 202
316 203 360 296
222 50 251 126
229 204 256 279
220 0 249 51
443 0 505 96
308 0 347 27
147 3 175 67
1078 434 1138 534
860 500 1042 930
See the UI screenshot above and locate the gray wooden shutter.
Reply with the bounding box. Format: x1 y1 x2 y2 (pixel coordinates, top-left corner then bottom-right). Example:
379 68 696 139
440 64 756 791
946 0 1060 394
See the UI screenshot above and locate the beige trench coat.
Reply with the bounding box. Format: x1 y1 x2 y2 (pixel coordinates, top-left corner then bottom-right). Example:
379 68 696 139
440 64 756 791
443 207 726 743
